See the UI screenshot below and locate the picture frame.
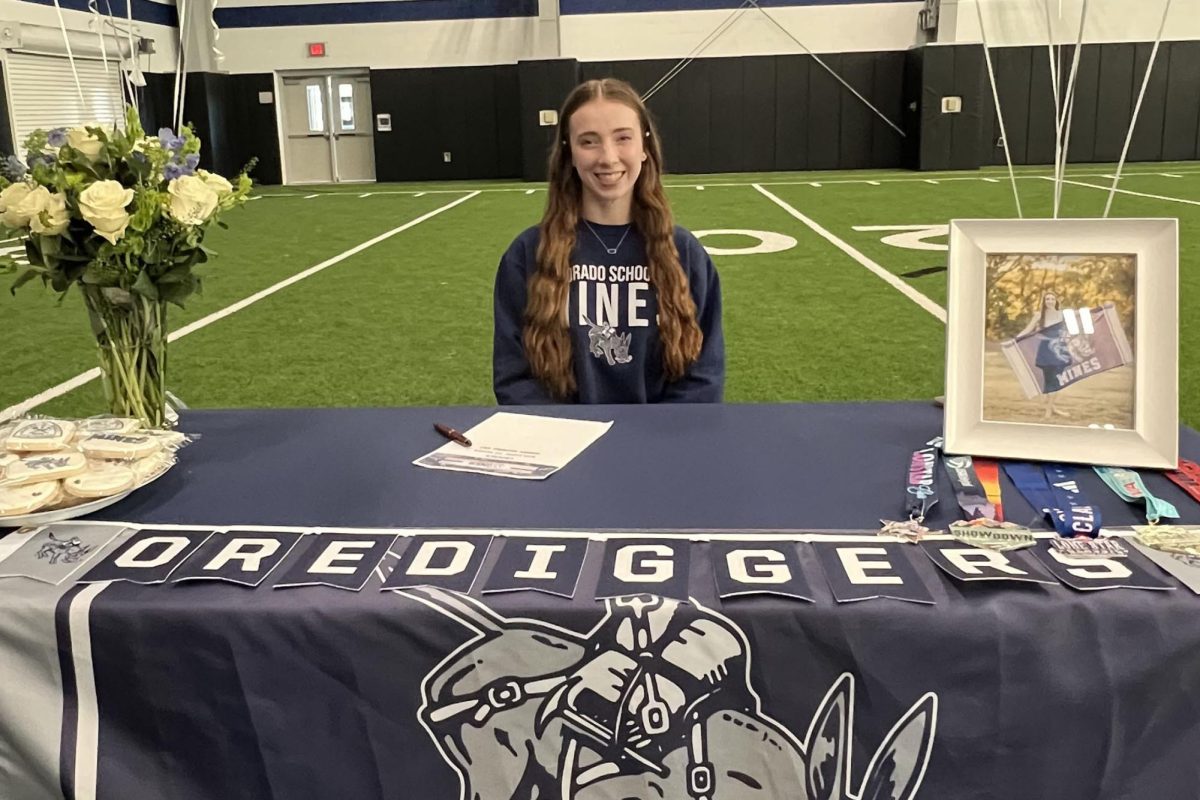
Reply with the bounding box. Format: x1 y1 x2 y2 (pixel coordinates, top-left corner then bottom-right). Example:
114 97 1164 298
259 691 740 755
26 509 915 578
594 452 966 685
945 218 1178 469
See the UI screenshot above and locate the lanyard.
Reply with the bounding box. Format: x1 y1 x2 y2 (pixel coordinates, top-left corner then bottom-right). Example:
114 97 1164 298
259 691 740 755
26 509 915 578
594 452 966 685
905 446 939 522
1165 459 1200 506
972 458 1004 521
942 455 995 520
1094 466 1179 525
1004 463 1101 537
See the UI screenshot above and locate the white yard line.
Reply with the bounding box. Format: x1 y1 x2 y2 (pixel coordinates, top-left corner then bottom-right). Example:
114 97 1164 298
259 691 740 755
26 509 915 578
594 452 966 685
304 193 319 199
0 192 481 422
753 184 946 323
924 179 939 184
249 168 1200 200
1047 176 1200 207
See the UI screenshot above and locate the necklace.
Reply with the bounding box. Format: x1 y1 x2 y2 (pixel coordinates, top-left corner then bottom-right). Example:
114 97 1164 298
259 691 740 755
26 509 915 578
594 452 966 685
583 220 632 255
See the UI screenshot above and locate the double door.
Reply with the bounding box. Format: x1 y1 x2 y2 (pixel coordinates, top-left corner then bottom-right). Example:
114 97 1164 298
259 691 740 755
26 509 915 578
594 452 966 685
281 71 375 184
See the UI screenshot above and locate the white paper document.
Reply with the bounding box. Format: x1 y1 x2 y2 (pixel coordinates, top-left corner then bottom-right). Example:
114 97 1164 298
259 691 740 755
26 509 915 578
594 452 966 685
414 412 613 480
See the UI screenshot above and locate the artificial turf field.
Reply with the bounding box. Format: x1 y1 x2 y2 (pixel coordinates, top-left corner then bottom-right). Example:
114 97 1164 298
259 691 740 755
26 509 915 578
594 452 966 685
2 161 1198 425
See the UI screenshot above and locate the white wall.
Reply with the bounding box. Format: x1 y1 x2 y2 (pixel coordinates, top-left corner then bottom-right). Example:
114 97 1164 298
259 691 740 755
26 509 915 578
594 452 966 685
938 0 1197 46
199 1 926 74
0 0 178 72
561 2 927 61
216 16 558 73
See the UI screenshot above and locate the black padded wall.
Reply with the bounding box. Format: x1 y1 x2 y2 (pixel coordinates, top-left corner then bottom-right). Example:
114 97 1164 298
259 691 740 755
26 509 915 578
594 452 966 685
517 59 580 182
584 52 907 174
968 40 1198 167
912 44 984 171
370 65 521 182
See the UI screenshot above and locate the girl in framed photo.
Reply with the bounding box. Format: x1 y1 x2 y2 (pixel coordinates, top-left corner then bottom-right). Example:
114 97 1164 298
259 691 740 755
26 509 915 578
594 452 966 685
1016 291 1071 419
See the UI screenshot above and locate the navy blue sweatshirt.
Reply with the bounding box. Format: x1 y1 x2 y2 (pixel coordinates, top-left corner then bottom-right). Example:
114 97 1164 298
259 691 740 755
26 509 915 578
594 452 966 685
493 222 724 404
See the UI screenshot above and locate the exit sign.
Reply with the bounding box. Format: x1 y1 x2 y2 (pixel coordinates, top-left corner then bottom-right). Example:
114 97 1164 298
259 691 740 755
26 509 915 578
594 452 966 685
307 42 326 57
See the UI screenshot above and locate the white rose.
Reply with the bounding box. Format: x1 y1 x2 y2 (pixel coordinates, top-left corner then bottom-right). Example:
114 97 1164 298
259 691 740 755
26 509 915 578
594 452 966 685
16 186 69 237
0 182 35 228
80 180 134 244
66 127 105 163
29 190 70 236
167 175 219 226
197 169 234 197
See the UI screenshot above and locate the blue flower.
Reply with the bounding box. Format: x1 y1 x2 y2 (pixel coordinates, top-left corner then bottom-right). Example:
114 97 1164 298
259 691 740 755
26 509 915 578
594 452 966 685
164 162 185 181
27 152 56 168
158 127 185 152
47 128 68 147
184 153 199 169
1 155 26 180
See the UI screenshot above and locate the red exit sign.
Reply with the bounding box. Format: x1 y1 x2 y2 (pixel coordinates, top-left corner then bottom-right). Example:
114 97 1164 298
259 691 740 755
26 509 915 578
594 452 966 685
307 42 326 57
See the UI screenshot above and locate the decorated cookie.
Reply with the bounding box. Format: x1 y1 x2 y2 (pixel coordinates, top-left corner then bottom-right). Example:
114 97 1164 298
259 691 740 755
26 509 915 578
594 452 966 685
0 481 61 516
5 420 77 452
74 417 141 439
79 433 163 461
2 451 88 486
63 464 136 499
129 452 175 486
0 452 18 476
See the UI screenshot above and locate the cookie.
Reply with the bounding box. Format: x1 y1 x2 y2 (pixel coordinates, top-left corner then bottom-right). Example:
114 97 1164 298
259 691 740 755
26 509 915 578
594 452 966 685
129 452 175 486
63 464 136 499
0 480 61 516
74 417 140 440
2 451 88 486
0 452 18 477
79 433 163 461
5 420 77 452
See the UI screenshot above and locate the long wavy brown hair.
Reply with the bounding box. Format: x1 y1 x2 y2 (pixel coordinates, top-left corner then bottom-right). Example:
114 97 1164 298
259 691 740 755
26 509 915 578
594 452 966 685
523 78 703 399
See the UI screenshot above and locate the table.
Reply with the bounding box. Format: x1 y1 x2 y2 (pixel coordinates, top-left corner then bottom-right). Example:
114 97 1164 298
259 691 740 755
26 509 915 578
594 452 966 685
1 403 1198 800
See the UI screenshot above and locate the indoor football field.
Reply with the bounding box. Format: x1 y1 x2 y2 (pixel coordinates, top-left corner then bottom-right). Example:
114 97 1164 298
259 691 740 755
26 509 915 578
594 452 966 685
3 160 1197 424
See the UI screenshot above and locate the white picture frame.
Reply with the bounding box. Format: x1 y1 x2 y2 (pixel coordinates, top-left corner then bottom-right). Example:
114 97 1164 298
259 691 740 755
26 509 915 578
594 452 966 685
945 218 1178 469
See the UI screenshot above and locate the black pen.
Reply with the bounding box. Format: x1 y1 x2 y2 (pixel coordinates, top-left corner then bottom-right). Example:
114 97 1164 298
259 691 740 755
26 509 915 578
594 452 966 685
434 423 472 447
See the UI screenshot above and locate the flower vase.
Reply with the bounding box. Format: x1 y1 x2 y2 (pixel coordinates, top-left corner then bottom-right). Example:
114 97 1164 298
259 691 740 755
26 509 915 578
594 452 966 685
81 283 169 429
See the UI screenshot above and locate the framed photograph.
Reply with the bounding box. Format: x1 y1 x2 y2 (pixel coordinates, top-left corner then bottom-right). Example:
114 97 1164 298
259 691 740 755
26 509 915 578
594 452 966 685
945 218 1178 469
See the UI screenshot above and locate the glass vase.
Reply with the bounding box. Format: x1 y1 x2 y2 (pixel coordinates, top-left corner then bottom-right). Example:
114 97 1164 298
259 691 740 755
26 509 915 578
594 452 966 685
81 283 169 429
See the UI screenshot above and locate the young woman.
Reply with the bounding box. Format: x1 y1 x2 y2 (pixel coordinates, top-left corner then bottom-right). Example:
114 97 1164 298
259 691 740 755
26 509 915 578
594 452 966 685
492 78 724 404
1016 291 1070 419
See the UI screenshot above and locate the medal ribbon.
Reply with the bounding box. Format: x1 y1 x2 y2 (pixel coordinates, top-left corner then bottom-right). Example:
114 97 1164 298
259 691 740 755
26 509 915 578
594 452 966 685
942 455 995 520
1094 466 1179 525
1044 464 1102 538
1165 459 1200 505
1004 463 1101 537
973 458 1004 522
905 446 939 521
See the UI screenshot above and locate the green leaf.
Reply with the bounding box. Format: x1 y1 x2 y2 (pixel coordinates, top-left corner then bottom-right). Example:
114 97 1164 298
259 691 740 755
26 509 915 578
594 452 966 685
10 266 45 294
131 269 159 301
24 240 44 267
101 286 134 306
156 265 192 284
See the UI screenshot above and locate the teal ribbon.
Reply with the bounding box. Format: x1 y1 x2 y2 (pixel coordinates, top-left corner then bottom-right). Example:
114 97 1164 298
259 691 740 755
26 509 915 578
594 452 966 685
1094 466 1179 524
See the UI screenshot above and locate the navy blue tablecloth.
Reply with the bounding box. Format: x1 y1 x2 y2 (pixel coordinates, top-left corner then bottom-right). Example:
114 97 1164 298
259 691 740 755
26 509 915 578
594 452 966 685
90 402 1200 531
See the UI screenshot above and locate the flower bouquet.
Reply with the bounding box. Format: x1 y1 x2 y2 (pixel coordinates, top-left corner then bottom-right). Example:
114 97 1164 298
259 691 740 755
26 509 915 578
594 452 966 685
0 108 253 427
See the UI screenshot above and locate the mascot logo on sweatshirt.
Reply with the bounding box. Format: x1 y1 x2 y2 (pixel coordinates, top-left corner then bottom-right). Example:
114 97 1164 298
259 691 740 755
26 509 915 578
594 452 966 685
584 315 633 366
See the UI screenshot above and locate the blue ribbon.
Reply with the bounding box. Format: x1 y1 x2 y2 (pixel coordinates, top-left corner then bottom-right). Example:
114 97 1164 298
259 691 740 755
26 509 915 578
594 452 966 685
1003 463 1101 538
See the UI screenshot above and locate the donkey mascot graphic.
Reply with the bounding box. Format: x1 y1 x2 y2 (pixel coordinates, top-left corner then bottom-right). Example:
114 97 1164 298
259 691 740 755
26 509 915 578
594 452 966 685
406 588 938 800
